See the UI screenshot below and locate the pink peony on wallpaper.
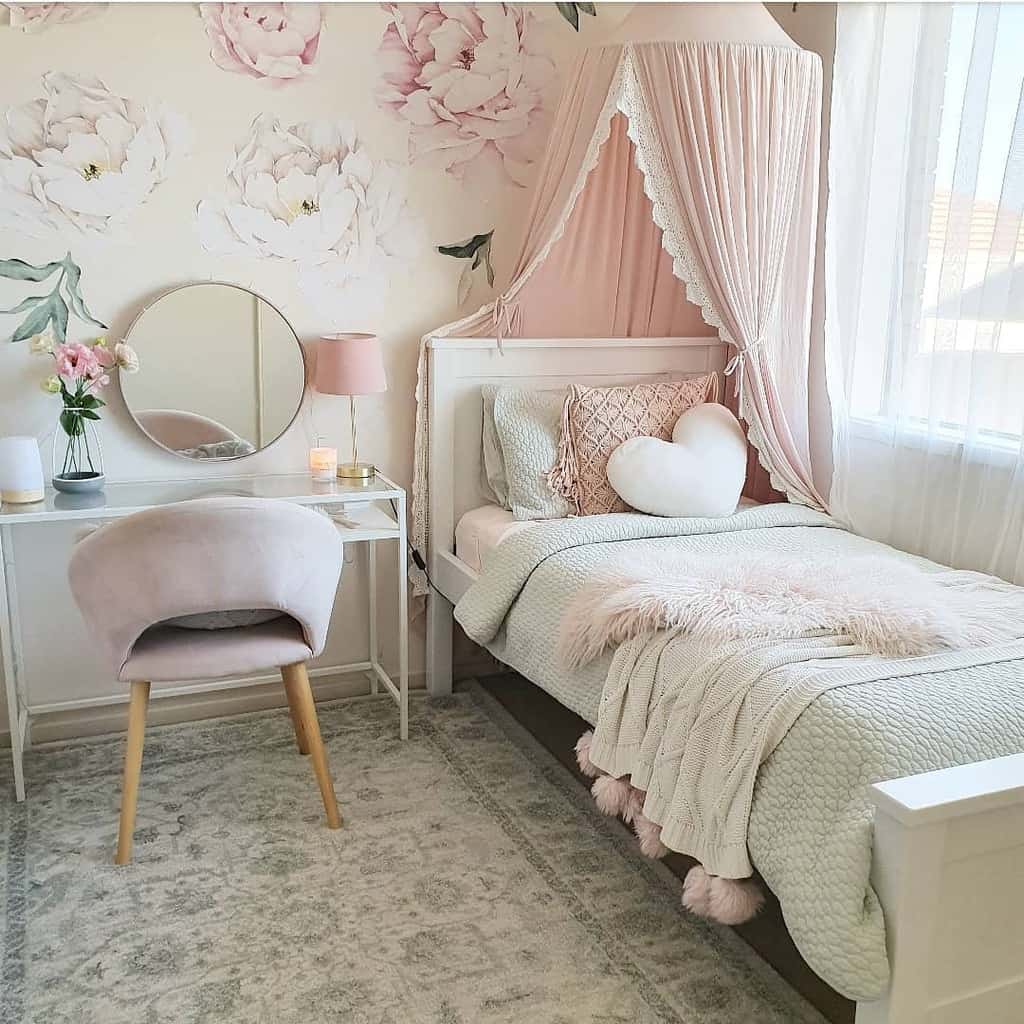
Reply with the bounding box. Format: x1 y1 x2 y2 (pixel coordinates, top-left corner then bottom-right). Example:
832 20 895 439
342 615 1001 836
376 2 555 187
200 2 324 83
197 114 420 319
0 72 189 237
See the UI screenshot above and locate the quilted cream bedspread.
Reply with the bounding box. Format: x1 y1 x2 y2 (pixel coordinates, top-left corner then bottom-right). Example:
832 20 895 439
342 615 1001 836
453 505 1024 1000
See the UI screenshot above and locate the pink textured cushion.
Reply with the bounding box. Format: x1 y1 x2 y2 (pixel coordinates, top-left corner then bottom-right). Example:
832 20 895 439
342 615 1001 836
550 376 716 516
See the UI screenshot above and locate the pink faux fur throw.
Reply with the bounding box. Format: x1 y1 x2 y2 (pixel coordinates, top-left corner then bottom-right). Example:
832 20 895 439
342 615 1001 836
558 551 1017 669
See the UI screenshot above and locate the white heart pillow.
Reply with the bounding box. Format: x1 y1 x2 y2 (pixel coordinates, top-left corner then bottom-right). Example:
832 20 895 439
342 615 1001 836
606 403 747 517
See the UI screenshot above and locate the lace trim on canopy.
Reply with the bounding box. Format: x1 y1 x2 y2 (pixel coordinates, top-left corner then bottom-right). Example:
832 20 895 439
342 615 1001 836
617 47 729 345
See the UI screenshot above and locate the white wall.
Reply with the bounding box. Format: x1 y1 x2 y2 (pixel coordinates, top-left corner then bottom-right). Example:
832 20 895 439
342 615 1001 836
0 2 626 736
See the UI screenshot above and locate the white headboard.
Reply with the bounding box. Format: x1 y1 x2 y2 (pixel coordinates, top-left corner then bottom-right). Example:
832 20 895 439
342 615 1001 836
426 336 728 592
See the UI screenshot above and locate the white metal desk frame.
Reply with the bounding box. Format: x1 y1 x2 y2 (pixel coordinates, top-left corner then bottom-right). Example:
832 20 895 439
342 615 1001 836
0 472 410 802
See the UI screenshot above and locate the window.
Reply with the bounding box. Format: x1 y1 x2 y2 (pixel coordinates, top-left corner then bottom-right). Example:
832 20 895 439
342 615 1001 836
847 4 1024 444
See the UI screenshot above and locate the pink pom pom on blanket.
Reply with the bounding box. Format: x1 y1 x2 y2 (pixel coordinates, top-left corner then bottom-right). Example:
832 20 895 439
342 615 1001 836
682 865 713 916
574 730 601 778
682 865 764 925
591 774 632 817
634 813 668 858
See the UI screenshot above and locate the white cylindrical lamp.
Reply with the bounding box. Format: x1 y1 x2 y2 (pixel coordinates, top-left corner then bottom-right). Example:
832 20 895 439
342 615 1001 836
0 436 45 504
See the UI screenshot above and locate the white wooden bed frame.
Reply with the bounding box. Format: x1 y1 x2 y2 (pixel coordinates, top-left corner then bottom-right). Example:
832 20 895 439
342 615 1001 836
423 335 1024 1024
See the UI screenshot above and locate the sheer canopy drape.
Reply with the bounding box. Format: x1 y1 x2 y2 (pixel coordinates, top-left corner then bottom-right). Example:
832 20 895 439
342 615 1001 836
826 2 1024 583
412 36 827 589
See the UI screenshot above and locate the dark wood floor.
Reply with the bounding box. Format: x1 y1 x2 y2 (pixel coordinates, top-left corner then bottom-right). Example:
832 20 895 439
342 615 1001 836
475 670 855 1024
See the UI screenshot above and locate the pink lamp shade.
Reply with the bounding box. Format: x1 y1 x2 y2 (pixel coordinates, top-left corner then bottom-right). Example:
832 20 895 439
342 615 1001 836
315 333 387 396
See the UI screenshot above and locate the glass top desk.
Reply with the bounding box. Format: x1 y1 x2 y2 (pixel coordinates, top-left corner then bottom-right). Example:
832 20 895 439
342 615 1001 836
0 473 409 801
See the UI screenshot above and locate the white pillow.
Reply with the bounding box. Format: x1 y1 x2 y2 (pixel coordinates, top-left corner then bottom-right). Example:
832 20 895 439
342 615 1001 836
606 403 747 517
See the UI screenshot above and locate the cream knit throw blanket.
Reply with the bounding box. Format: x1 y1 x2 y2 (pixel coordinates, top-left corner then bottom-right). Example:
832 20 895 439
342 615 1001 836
563 552 1024 878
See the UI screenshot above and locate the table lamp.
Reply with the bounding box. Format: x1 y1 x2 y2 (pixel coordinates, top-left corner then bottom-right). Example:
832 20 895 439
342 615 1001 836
0 436 45 504
315 333 387 481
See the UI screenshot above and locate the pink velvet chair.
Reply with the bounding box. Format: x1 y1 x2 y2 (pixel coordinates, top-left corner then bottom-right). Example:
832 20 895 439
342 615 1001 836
68 497 345 865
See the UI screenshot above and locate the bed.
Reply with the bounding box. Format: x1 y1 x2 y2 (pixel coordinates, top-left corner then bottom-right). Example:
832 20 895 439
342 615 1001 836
423 335 1024 1024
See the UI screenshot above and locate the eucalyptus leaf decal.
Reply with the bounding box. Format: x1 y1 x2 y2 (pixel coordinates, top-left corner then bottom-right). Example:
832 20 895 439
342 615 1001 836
556 1 596 31
0 252 106 343
438 231 495 307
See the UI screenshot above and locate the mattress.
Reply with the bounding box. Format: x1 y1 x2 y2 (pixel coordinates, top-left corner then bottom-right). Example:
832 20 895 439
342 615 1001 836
456 499 760 574
455 505 538 573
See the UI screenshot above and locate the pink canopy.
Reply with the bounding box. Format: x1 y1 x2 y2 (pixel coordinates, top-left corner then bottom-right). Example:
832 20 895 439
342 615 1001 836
412 3 828 583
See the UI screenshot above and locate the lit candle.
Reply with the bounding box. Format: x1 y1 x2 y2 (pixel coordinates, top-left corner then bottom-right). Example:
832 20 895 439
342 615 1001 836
309 441 337 482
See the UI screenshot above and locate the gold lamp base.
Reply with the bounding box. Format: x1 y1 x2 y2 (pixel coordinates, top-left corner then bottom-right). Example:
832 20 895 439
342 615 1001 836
337 462 376 481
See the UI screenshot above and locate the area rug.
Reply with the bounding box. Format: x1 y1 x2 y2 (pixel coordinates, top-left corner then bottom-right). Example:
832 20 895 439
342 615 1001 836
1 683 823 1024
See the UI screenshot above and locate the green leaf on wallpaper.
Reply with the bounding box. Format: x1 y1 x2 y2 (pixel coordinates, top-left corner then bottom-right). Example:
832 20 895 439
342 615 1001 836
10 298 57 344
437 233 493 260
1 252 106 343
0 294 49 315
62 253 107 329
50 289 69 342
0 257 63 282
555 1 596 31
439 230 495 303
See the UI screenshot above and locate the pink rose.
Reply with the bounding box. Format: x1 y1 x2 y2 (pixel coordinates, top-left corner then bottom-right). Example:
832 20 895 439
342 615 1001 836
200 3 324 83
376 3 555 187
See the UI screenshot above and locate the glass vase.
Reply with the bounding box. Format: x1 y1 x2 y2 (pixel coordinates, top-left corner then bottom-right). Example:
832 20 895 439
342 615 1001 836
52 408 105 493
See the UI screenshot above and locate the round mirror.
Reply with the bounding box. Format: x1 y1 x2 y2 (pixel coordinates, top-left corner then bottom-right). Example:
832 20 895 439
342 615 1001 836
121 283 305 461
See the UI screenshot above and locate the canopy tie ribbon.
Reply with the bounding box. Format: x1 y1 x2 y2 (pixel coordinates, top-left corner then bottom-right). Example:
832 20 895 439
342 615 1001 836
492 293 522 353
723 335 769 398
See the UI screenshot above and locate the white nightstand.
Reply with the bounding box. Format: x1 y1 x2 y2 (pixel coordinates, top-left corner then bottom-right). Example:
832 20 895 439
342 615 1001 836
309 472 410 741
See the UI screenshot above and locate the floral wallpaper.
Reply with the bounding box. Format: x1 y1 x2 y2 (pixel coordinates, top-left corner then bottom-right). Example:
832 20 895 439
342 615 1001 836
376 3 555 188
199 2 324 83
196 114 420 319
0 2 611 320
0 71 188 237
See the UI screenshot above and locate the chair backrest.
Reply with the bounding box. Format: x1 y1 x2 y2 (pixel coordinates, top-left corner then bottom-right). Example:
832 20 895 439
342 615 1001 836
68 497 344 677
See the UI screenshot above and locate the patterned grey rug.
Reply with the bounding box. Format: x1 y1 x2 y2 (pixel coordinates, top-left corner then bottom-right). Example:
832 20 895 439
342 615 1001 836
1 683 823 1024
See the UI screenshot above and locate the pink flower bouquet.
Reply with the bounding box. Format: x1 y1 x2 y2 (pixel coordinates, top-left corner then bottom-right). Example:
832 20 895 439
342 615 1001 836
35 331 139 482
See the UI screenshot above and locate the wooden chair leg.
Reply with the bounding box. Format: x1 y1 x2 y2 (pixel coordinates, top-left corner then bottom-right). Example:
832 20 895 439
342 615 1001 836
280 665 310 755
281 662 342 829
115 680 151 866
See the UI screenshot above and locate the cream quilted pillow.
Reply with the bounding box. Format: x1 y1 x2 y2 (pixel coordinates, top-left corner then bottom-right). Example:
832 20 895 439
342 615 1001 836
549 376 716 516
492 385 569 520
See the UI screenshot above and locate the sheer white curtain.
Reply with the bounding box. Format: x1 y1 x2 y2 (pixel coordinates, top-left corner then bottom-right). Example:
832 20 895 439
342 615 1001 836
826 2 1024 583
